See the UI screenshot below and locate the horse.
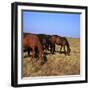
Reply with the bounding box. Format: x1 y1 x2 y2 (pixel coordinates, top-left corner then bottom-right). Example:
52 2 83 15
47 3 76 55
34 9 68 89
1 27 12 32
23 33 46 64
50 35 71 55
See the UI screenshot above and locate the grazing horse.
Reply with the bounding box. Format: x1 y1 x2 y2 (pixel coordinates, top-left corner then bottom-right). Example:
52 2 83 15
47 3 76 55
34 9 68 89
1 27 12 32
50 35 71 55
23 33 45 64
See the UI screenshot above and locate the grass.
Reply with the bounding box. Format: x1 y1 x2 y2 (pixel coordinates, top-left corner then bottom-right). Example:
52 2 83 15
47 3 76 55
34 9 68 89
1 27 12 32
22 38 80 77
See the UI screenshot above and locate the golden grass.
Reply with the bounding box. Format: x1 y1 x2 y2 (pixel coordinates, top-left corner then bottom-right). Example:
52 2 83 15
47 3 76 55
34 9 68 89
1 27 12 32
22 38 80 77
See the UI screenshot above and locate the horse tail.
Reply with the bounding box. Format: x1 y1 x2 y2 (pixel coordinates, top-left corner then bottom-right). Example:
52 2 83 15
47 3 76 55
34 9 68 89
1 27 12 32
64 37 71 54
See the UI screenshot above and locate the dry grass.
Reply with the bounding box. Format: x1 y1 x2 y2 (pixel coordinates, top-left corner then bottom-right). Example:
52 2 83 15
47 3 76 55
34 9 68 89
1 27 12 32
22 38 80 77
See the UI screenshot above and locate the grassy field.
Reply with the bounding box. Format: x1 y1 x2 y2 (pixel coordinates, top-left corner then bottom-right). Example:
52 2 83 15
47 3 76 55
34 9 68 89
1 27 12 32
22 38 80 77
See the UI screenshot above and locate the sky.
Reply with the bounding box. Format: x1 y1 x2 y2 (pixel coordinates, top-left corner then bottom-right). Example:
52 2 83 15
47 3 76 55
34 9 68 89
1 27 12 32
23 11 80 38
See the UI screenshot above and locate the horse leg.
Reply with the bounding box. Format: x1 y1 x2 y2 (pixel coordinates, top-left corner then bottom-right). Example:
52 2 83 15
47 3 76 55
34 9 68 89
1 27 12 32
31 47 35 63
50 45 52 54
46 44 49 51
51 46 54 54
60 45 62 53
34 48 39 62
51 44 55 54
38 49 43 65
67 46 70 55
64 45 67 55
27 48 30 56
47 44 50 51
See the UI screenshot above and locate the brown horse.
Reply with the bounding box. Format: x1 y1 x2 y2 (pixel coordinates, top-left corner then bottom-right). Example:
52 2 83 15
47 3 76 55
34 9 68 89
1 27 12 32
23 33 45 64
50 35 71 55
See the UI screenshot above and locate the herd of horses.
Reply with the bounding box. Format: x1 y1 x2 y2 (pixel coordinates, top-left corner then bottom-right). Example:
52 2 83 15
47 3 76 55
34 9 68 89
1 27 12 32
23 32 71 65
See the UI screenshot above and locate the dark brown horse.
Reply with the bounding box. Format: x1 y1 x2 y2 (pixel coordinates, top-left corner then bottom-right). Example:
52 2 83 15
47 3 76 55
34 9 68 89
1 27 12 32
50 35 71 55
23 33 46 64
